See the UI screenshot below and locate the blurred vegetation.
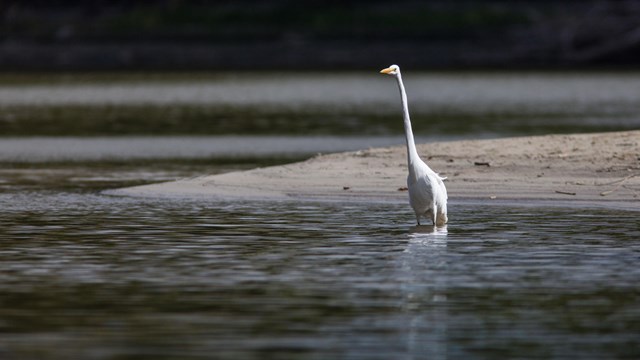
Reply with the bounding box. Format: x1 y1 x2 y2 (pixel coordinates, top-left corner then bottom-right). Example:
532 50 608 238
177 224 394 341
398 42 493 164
2 1 526 42
0 3 638 139
1 1 639 69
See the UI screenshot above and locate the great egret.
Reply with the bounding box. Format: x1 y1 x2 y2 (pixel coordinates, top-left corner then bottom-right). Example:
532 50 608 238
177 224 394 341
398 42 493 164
380 64 448 226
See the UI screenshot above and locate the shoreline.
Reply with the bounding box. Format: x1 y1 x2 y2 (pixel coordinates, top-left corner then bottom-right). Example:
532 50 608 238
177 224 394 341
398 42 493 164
107 131 640 210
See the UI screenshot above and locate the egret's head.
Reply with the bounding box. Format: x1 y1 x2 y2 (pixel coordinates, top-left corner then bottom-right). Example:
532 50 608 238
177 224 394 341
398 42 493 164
380 64 400 76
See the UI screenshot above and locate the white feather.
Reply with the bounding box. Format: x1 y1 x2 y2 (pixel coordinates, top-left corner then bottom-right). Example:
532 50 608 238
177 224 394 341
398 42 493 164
381 64 448 226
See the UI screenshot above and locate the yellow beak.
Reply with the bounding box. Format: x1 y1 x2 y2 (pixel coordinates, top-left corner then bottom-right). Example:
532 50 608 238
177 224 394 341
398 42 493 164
380 67 394 74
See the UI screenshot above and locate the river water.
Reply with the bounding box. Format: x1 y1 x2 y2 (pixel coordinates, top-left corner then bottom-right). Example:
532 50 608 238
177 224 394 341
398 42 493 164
1 191 639 359
1 72 639 359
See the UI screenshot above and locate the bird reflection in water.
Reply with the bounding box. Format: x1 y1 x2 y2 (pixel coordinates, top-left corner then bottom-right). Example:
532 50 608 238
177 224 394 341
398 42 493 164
401 224 448 360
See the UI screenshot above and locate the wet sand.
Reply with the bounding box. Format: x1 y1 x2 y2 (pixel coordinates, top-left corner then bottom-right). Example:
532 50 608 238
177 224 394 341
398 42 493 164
109 131 640 209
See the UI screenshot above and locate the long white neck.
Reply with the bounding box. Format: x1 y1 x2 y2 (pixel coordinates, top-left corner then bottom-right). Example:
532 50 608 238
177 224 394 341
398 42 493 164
395 73 421 169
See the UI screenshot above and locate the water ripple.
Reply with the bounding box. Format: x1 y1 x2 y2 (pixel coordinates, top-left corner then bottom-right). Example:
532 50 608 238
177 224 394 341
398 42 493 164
0 192 639 359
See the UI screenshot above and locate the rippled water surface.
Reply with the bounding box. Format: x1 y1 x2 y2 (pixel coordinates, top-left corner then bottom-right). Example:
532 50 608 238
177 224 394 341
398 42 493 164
1 190 639 359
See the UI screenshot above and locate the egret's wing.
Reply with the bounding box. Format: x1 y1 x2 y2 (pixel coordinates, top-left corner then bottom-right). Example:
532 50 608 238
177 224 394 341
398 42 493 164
435 175 448 201
409 175 435 203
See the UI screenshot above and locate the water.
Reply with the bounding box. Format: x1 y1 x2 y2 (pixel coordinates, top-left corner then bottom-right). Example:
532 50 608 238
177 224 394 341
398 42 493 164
0 191 639 359
0 136 434 162
1 72 639 359
2 72 640 136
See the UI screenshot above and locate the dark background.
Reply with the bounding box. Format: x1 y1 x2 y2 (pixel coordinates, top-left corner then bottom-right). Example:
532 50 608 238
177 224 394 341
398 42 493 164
2 0 640 71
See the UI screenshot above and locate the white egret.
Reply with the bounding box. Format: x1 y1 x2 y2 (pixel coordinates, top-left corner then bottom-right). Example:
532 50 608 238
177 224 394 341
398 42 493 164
380 64 448 226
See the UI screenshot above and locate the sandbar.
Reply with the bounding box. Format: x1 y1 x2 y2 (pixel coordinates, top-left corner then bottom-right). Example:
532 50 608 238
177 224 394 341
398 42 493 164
108 131 640 209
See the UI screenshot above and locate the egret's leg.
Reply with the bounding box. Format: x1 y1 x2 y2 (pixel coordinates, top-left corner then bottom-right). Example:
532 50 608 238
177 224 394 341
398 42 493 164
431 205 438 226
437 203 448 226
436 210 448 227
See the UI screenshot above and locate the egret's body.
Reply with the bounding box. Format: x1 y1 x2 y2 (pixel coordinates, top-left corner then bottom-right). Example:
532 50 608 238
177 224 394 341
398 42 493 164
380 65 448 226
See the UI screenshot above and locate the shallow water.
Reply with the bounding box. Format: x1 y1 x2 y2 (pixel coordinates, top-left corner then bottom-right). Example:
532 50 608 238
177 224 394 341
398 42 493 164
0 191 639 359
0 136 435 162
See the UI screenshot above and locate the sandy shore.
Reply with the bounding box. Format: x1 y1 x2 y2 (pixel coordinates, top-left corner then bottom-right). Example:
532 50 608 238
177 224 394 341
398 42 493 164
109 131 640 209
